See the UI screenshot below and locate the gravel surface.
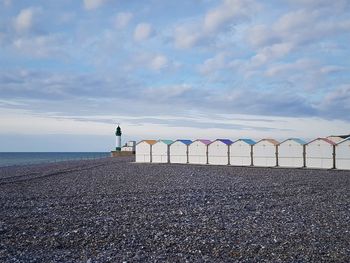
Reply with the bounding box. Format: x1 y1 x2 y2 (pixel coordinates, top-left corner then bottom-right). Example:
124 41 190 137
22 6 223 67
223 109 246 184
0 157 349 262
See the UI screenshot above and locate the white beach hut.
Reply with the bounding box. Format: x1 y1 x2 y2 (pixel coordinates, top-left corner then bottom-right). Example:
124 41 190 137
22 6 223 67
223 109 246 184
335 137 350 170
278 138 306 168
135 140 157 163
230 139 255 166
253 139 279 167
169 140 192 164
208 139 233 165
305 138 335 169
188 139 211 164
151 140 173 163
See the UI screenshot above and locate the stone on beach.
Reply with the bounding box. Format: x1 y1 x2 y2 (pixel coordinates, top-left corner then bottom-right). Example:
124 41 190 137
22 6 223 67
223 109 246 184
0 157 349 262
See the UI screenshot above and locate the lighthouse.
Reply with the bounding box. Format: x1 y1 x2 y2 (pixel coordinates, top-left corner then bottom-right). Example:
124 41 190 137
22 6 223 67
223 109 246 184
115 125 122 151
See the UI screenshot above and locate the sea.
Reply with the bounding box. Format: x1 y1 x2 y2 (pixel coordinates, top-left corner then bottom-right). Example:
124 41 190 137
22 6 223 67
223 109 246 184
0 152 111 167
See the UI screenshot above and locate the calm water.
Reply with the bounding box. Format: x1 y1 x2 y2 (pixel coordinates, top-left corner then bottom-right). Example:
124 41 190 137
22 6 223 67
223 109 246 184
0 152 111 167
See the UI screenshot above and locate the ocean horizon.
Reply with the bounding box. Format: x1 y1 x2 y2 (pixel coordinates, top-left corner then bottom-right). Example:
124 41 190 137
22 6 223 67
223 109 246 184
0 152 111 167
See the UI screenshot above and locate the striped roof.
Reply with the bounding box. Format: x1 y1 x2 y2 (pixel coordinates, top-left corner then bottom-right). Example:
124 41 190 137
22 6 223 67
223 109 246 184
137 140 157 145
337 134 350 139
195 139 212 145
233 139 256 145
257 139 279 145
306 138 336 145
337 137 350 145
159 140 173 145
280 138 306 145
326 136 344 143
175 139 192 145
213 139 233 145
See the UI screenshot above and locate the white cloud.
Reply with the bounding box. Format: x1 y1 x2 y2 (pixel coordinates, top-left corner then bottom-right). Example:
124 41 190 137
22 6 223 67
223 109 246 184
247 8 322 48
246 9 318 49
134 23 154 41
288 0 349 10
320 65 346 74
2 0 11 7
59 12 76 24
323 84 350 105
143 84 192 100
12 34 65 58
174 25 201 49
150 55 168 71
203 0 253 33
14 8 36 32
247 24 277 48
114 12 133 29
250 42 294 66
318 84 350 115
246 5 350 63
0 108 113 135
174 0 258 48
198 53 226 75
263 59 347 92
83 0 106 10
265 59 315 77
124 52 180 73
275 9 318 33
248 15 350 66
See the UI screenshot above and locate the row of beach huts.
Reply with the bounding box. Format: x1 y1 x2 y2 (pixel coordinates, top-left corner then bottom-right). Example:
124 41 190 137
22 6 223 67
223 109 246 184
135 136 350 170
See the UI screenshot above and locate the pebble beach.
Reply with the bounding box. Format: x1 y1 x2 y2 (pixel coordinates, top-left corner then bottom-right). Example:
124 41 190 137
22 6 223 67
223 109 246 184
0 156 349 262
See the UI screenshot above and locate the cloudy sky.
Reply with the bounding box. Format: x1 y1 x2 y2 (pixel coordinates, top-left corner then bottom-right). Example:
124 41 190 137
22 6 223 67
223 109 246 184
1 0 350 151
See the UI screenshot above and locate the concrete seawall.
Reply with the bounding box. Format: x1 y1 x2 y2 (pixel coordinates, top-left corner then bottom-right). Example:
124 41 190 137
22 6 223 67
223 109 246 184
110 151 135 157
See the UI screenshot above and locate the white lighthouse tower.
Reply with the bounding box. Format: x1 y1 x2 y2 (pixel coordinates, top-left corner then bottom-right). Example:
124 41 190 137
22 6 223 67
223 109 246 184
115 125 122 151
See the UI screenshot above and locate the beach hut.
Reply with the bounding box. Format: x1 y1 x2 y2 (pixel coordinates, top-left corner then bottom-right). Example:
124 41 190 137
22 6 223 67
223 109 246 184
230 139 255 166
208 139 233 165
335 137 350 170
151 140 173 163
135 140 157 163
327 136 344 143
169 140 192 164
188 139 211 164
305 138 335 169
278 138 306 168
253 139 279 167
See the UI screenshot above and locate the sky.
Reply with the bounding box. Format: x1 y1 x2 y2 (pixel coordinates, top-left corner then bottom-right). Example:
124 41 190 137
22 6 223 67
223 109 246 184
0 0 350 151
